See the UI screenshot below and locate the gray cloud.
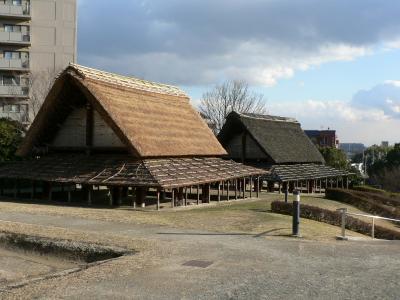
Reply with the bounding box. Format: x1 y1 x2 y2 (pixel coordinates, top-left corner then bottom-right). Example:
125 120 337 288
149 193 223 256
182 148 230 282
352 81 400 118
78 0 400 85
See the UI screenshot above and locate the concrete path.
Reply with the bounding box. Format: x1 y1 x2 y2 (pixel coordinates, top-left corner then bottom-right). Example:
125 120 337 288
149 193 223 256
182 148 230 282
0 211 399 299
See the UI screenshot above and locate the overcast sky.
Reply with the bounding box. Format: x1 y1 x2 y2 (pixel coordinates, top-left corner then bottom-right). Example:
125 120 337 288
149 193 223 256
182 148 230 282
78 0 400 146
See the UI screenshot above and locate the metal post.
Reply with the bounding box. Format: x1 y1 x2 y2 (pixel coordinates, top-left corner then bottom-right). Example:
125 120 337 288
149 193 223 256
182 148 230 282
292 190 301 237
336 208 348 240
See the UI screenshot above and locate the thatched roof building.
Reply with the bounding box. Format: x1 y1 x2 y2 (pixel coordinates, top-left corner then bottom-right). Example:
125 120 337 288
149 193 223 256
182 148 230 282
218 112 349 192
0 65 265 208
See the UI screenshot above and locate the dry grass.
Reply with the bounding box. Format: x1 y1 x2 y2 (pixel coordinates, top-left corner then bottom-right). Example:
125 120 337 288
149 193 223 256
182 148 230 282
0 193 370 241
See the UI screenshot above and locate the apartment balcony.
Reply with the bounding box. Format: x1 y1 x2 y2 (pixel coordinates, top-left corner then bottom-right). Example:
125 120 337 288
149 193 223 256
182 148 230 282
0 4 30 20
0 111 28 123
0 85 29 98
0 32 30 46
0 58 29 71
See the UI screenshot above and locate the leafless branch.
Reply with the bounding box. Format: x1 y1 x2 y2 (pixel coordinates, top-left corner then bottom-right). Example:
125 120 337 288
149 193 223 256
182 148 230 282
199 80 267 134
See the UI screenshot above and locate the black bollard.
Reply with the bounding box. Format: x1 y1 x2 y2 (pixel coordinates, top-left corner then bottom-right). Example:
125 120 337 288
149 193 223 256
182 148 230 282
292 190 301 237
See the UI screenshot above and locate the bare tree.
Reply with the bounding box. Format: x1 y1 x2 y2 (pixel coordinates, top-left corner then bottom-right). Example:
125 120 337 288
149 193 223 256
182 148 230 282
28 68 60 121
199 80 267 134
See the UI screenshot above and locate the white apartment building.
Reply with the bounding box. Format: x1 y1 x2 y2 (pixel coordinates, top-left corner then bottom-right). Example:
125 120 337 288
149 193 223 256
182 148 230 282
0 0 77 123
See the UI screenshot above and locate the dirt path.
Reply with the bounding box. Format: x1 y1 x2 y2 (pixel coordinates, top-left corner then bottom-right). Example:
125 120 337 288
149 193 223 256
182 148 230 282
0 210 399 299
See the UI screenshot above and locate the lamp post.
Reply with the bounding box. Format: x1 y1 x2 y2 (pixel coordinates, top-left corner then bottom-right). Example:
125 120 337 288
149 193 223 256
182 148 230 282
292 190 301 237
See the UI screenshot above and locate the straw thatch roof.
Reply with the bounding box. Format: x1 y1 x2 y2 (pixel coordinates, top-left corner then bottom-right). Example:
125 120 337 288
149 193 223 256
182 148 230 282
0 155 263 188
18 64 227 158
255 163 350 182
218 112 325 164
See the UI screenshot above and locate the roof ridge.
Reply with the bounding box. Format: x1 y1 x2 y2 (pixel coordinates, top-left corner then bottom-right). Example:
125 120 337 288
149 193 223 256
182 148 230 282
237 112 298 123
68 63 188 97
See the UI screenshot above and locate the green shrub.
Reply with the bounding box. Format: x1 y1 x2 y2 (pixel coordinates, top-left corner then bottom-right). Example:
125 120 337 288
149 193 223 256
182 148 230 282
271 201 400 240
0 118 24 162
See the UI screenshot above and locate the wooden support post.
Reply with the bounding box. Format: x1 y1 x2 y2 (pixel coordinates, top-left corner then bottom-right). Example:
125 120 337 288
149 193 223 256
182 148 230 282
87 186 92 206
217 182 221 202
171 189 175 208
256 177 260 198
325 178 328 192
13 179 17 199
68 188 72 203
278 182 281 195
243 177 246 198
222 181 225 200
108 187 113 206
156 190 160 211
235 179 238 200
30 180 35 200
48 182 52 201
336 178 339 188
197 185 200 205
341 177 344 189
132 187 137 208
185 187 188 206
227 180 230 201
0 178 3 197
250 177 253 198
208 184 211 203
346 177 349 189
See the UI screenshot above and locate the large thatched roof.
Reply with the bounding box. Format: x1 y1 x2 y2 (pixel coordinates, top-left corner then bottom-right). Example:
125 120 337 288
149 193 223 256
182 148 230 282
18 64 227 158
218 112 325 164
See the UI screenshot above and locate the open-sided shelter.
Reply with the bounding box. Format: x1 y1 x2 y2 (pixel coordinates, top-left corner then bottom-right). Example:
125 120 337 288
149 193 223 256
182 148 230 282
218 112 350 193
0 65 265 208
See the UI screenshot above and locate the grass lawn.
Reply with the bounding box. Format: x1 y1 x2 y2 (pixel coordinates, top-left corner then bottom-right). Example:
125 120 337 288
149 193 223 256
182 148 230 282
0 192 371 241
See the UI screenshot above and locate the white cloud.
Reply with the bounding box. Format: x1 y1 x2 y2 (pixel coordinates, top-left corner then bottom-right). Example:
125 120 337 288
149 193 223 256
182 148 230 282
78 0 400 86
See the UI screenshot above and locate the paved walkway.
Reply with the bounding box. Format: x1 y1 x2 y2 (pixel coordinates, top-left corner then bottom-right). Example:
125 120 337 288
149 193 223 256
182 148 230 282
0 211 399 299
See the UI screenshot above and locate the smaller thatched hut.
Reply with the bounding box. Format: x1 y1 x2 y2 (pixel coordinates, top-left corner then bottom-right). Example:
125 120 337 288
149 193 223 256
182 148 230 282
218 112 350 193
0 65 266 209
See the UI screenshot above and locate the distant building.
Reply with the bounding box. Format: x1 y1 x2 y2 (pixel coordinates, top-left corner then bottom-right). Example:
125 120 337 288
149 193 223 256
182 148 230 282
304 130 338 148
339 143 366 159
381 141 389 148
0 0 77 124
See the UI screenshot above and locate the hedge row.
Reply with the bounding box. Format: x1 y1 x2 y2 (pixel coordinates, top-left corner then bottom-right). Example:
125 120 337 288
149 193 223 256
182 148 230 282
352 185 400 199
326 189 400 218
271 201 400 240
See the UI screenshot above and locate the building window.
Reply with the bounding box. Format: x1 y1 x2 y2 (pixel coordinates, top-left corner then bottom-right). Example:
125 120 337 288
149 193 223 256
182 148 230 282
3 104 20 113
2 75 19 85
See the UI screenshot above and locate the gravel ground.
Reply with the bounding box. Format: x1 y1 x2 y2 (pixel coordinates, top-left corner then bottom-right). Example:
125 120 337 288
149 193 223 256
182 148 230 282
0 209 398 299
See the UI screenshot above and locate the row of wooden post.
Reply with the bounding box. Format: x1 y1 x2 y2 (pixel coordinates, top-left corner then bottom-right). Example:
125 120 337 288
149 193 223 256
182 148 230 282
273 176 349 194
0 176 261 211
